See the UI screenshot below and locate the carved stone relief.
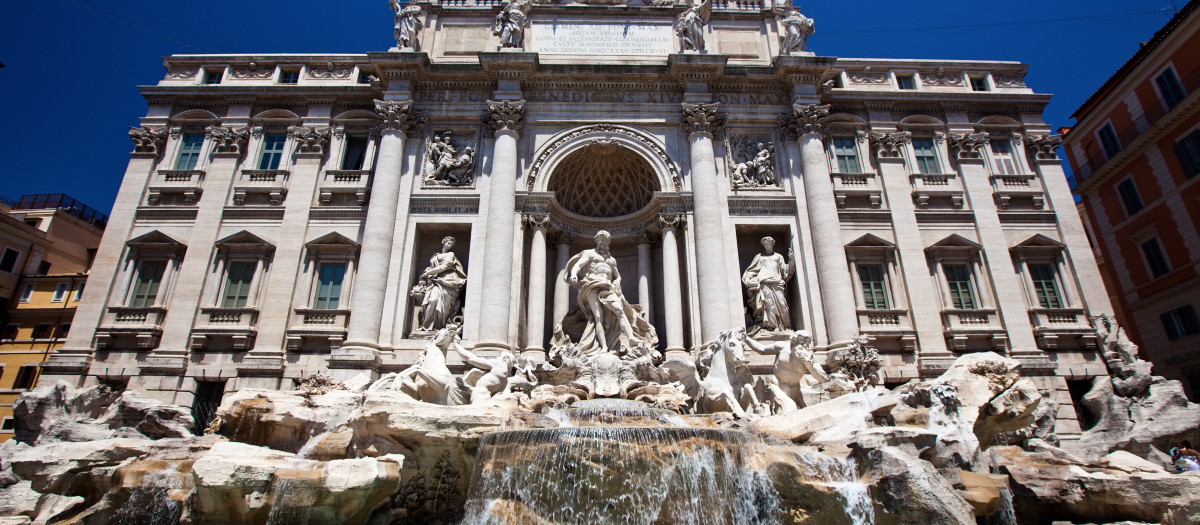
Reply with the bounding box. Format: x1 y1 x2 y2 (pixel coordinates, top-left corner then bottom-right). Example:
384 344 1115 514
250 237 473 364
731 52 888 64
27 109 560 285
681 102 724 136
308 62 354 79
847 68 887 84
994 74 1027 88
231 63 273 79
726 135 779 188
779 104 830 140
1024 134 1063 161
922 70 964 87
422 130 479 187
375 100 426 136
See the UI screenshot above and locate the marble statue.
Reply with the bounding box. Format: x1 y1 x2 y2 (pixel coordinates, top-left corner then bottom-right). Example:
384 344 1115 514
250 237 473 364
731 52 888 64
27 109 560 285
425 132 476 185
740 329 828 412
1092 313 1139 365
825 335 883 392
368 324 465 405
563 230 654 355
675 0 710 52
776 7 814 54
456 347 538 404
389 0 424 50
411 236 467 332
742 236 796 334
662 329 757 417
493 0 531 48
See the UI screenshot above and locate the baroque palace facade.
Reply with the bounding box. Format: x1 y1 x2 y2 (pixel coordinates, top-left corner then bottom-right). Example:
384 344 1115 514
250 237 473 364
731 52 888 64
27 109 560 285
41 0 1112 441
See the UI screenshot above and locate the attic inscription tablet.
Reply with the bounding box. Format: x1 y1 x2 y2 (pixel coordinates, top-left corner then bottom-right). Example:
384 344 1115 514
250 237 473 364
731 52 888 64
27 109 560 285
534 22 673 55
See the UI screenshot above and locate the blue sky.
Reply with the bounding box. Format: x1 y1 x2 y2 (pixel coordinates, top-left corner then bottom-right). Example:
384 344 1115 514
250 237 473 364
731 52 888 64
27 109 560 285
0 0 1180 214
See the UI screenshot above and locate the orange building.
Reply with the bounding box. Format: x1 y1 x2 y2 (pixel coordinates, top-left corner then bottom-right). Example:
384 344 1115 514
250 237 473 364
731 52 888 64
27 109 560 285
1063 1 1200 398
0 195 105 439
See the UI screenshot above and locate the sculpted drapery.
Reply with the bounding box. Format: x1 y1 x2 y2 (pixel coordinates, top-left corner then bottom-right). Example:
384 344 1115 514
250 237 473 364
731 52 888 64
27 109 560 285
411 236 467 331
742 236 795 334
562 231 656 356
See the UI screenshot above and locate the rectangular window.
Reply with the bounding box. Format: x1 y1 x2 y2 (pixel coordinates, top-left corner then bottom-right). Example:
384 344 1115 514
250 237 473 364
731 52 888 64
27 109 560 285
74 283 85 301
175 133 205 170
1116 178 1143 216
2 324 17 340
832 137 861 173
944 264 977 310
1161 305 1200 341
222 261 256 309
130 261 167 308
19 284 34 303
53 323 70 339
37 261 50 275
313 263 346 310
1098 123 1122 159
1140 238 1171 279
51 282 69 302
1174 129 1200 179
858 265 890 310
1 418 13 432
970 76 989 92
31 323 53 339
896 74 916 90
203 68 223 84
1156 68 1187 110
279 69 300 84
12 365 38 390
0 248 19 273
258 134 287 170
1029 263 1064 308
912 138 941 174
990 140 1017 174
342 136 368 170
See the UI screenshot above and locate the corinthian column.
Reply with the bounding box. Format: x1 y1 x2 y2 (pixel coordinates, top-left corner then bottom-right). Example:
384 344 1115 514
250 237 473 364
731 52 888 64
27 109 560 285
632 231 655 318
341 100 423 357
523 213 550 359
476 100 527 351
551 232 576 327
682 102 733 344
781 104 858 346
659 214 687 357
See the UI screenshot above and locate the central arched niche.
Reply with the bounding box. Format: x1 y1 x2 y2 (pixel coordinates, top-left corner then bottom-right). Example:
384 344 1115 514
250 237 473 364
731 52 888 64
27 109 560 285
548 142 661 218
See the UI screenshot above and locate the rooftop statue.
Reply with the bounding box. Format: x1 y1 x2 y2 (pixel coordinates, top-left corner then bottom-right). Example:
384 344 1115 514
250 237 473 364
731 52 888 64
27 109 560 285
493 0 532 49
675 0 711 52
776 7 814 54
389 0 424 51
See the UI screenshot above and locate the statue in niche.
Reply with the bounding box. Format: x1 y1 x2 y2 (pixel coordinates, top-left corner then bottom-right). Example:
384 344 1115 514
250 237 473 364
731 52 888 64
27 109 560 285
740 329 827 413
562 230 655 355
455 347 539 404
742 236 796 335
411 236 467 332
389 0 424 50
776 7 814 54
493 0 532 49
425 132 476 186
368 324 466 405
675 0 711 52
729 138 777 187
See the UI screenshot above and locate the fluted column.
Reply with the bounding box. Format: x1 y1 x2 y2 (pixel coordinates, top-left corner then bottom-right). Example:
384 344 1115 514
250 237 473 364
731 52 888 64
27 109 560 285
341 101 423 355
523 213 550 359
659 214 687 357
781 104 859 346
682 102 732 344
476 100 527 350
551 232 576 327
632 231 655 318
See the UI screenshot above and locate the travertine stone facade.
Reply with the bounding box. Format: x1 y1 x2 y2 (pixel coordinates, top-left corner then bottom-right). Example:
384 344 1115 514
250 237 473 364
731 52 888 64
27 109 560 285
42 1 1112 442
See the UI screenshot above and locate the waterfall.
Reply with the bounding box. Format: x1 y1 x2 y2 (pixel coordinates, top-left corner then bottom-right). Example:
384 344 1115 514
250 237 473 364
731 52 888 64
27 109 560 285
112 462 186 525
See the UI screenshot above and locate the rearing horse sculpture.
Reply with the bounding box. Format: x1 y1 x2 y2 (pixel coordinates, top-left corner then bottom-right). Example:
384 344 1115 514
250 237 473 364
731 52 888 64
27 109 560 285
368 324 465 405
661 329 757 417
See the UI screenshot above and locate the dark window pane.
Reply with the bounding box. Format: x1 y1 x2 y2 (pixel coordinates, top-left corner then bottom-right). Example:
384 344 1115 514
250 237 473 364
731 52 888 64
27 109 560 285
259 134 287 170
0 249 18 273
1117 179 1143 216
1098 124 1122 158
131 261 167 308
1156 68 1186 109
343 136 368 170
1174 130 1200 179
1141 239 1171 279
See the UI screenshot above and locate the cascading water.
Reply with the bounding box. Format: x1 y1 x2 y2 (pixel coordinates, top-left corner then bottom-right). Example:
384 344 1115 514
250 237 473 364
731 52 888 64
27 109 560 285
111 462 187 525
460 400 872 525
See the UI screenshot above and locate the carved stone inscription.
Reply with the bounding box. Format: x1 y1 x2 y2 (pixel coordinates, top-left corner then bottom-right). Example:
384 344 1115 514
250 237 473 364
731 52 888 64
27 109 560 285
417 90 787 106
534 22 673 55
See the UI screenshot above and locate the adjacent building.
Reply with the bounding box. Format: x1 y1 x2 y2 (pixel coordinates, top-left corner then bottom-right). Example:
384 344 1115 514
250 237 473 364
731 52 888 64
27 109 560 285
39 0 1114 442
1063 0 1200 398
0 194 105 439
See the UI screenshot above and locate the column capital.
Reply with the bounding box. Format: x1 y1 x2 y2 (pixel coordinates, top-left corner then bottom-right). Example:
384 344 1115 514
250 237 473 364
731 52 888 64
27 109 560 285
205 125 250 156
288 126 332 156
779 103 830 140
484 100 527 136
681 102 724 137
1024 133 1063 161
549 231 576 246
129 126 167 157
658 213 686 231
631 231 658 245
374 100 426 136
869 131 911 159
948 132 990 160
522 212 550 231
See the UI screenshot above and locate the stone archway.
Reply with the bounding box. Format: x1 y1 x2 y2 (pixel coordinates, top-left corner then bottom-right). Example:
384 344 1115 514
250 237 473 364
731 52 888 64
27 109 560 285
548 142 661 218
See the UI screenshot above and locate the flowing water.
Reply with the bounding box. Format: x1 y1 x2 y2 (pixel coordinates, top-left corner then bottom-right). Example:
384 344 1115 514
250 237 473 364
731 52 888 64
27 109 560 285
460 400 872 525
111 462 186 525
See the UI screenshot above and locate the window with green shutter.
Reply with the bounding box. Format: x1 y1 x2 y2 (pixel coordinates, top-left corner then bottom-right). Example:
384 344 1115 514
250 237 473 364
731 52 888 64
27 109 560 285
1029 263 1063 308
314 263 346 310
832 137 860 173
858 264 890 310
912 138 940 174
222 261 257 308
944 264 976 310
130 261 167 308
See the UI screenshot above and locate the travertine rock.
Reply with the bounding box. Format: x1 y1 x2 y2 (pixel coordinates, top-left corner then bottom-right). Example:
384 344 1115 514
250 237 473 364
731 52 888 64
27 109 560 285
957 470 1009 516
0 480 40 519
11 382 194 445
1070 374 1200 461
7 438 152 495
752 388 897 443
859 446 976 525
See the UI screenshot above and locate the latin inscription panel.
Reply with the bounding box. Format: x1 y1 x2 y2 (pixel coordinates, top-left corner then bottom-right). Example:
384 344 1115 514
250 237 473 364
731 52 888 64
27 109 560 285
534 22 673 55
